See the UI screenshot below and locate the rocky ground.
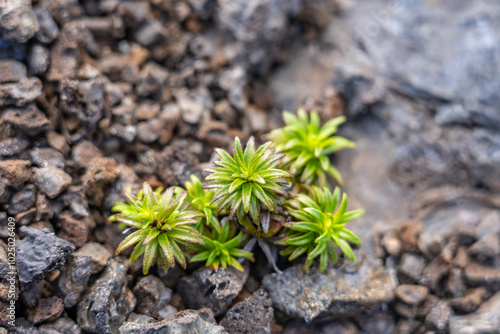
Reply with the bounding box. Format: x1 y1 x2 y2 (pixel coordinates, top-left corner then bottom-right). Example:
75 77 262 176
1 0 500 333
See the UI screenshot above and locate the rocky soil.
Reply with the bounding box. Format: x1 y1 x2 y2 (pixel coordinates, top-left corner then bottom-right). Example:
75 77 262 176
1 0 500 334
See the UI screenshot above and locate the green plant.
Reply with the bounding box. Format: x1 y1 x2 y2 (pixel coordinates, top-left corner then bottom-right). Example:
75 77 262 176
268 109 355 186
182 174 221 232
190 219 253 271
114 183 204 274
277 186 364 272
204 136 290 225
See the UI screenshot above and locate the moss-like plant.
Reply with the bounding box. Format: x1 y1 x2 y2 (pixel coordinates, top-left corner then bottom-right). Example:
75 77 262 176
204 137 290 225
114 183 204 274
182 174 221 232
268 109 355 186
190 219 253 271
277 186 364 272
111 109 364 274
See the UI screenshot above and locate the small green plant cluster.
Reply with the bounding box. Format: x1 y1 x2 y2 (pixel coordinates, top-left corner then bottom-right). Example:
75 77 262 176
111 109 363 273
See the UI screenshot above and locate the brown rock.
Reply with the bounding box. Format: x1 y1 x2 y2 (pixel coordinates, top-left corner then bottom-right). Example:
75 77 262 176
155 140 199 187
464 262 500 289
0 160 33 189
451 288 490 314
81 157 119 197
28 296 64 325
381 231 402 257
57 213 89 247
47 131 70 156
0 60 27 83
421 256 451 294
396 222 422 253
396 285 429 305
452 246 470 269
74 242 111 274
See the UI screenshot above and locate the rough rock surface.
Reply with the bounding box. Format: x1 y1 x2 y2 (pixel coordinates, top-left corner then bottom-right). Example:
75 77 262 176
16 226 75 291
262 251 397 322
119 308 227 334
73 242 111 274
54 255 92 308
178 263 250 317
77 258 136 334
450 292 500 334
220 289 273 334
132 275 173 320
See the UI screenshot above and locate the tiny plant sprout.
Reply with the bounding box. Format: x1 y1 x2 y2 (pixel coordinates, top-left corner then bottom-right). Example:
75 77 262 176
204 136 290 226
114 183 204 274
278 186 364 272
268 109 355 186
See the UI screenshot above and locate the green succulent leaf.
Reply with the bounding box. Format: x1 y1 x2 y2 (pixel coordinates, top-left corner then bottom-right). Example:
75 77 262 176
268 109 355 187
109 183 204 273
190 220 253 271
204 136 290 226
279 186 364 272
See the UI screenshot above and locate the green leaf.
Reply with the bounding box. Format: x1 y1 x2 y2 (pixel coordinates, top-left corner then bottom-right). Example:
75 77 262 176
241 183 252 213
333 235 355 261
169 236 187 268
144 228 161 244
229 178 247 194
116 230 144 254
190 250 212 263
143 239 158 274
158 233 175 267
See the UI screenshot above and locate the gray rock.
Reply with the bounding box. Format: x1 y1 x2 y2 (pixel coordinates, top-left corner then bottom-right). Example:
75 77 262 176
38 317 81 334
425 301 453 332
126 313 155 326
34 7 59 44
74 242 111 274
395 285 429 306
77 258 136 334
134 20 166 47
133 276 172 320
421 256 451 294
175 87 213 124
262 252 397 322
16 226 76 291
469 234 500 264
220 289 273 334
119 308 227 334
2 104 50 136
178 263 250 317
450 292 500 334
137 119 161 144
29 148 65 169
0 0 38 43
20 280 43 309
54 255 92 308
0 60 27 83
34 166 72 199
8 183 35 215
0 78 43 107
397 253 427 283
28 44 51 75
0 138 29 157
